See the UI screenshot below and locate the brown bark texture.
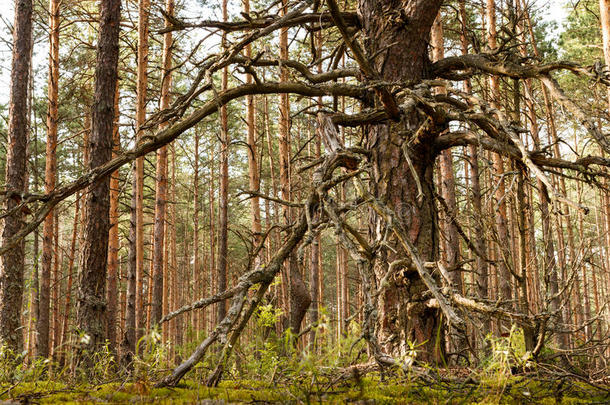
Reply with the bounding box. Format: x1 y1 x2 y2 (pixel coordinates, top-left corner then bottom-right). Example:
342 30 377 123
75 0 120 361
0 0 33 353
359 0 444 362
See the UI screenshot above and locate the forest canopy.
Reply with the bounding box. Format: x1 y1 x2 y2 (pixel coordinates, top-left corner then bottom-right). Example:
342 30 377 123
0 0 608 402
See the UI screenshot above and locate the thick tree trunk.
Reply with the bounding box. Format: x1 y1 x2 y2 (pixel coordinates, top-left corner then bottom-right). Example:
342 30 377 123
151 0 173 326
38 0 60 359
0 0 32 353
76 0 120 362
359 0 443 362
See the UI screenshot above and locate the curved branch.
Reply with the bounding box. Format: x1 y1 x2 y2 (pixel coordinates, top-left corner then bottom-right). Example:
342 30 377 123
430 53 602 81
158 11 360 34
0 81 367 256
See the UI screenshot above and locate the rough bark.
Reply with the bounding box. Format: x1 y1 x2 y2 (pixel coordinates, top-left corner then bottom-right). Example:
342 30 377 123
0 0 32 353
76 0 120 363
358 0 444 362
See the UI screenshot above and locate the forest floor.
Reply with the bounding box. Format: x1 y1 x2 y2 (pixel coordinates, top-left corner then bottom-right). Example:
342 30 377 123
1 372 608 404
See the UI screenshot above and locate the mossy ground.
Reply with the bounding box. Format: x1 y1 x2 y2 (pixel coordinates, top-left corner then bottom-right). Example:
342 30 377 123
1 374 608 404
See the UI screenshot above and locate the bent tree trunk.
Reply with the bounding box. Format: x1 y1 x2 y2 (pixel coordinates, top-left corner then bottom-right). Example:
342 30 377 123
359 0 444 363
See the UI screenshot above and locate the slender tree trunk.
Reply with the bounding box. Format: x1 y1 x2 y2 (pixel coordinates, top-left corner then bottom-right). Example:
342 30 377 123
51 214 60 358
244 0 261 267
459 0 490 342
151 0 174 326
0 0 33 353
37 0 60 359
308 30 323 349
59 193 80 364
26 47 39 360
431 12 467 361
278 0 310 334
208 140 215 332
170 144 179 351
486 0 512 314
107 81 120 353
135 0 149 341
217 0 230 323
192 133 200 335
122 163 137 363
76 0 120 362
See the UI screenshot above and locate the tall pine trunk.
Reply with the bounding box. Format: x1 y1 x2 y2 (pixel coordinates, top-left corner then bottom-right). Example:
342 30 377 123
0 0 33 353
106 81 120 353
217 0 230 323
135 0 149 341
151 0 174 326
76 0 120 362
38 0 60 359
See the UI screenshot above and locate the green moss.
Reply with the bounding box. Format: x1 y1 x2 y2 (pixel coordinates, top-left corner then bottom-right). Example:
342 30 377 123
1 374 607 404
